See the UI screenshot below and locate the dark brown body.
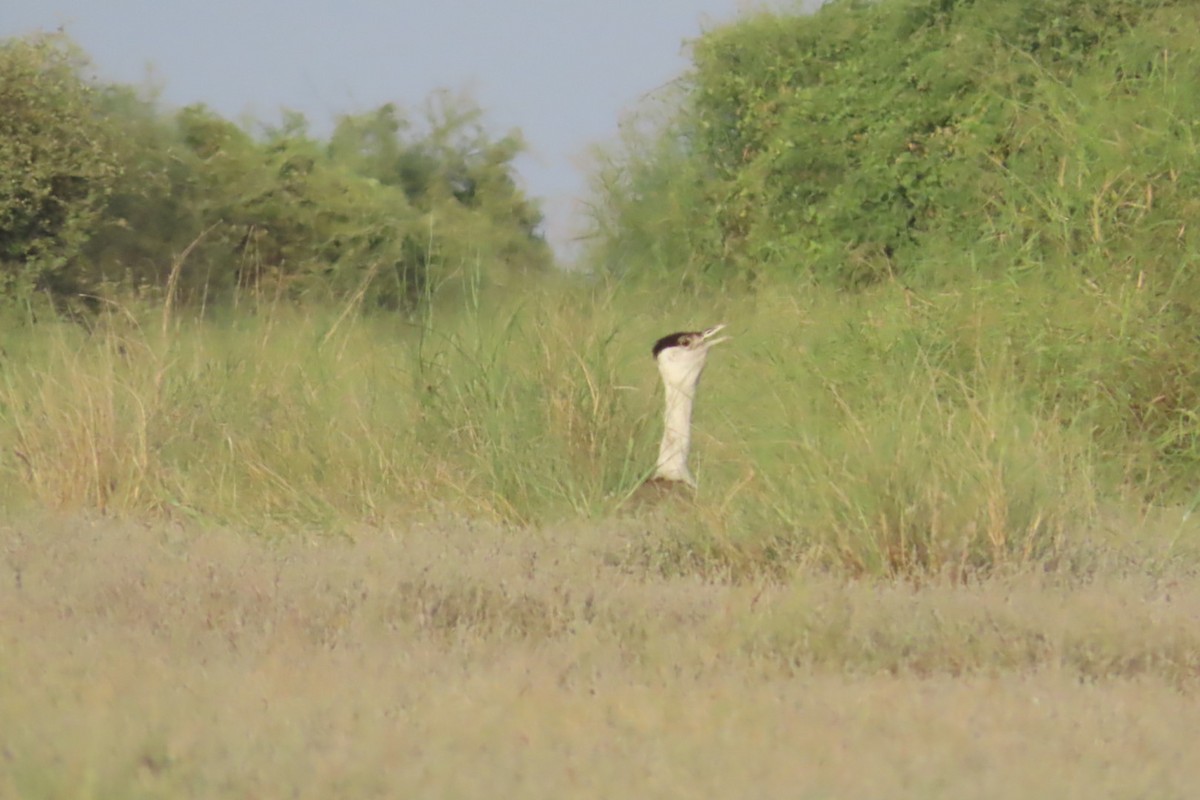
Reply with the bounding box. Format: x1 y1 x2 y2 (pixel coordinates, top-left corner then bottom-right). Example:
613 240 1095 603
621 476 696 512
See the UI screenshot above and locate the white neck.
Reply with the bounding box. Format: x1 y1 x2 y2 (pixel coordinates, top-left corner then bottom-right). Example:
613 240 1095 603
654 368 700 486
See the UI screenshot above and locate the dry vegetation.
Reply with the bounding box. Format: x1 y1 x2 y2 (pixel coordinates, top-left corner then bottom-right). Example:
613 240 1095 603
3 512 1199 799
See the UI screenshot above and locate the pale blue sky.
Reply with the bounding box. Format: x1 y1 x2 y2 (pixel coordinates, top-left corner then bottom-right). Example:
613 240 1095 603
4 1 819 258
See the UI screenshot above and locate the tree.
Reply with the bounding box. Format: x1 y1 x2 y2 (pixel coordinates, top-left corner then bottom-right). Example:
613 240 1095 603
0 34 119 304
1 32 552 313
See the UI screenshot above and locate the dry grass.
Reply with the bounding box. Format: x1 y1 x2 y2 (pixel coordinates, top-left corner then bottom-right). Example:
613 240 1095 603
3 513 1198 799
0 280 1117 576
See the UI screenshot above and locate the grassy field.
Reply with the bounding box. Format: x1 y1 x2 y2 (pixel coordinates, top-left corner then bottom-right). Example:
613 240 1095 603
2 511 1198 799
6 3 1200 794
6 272 1192 576
2 277 1199 797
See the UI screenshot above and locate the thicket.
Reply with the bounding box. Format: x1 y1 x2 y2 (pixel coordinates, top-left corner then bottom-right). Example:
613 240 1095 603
0 33 550 313
587 0 1200 287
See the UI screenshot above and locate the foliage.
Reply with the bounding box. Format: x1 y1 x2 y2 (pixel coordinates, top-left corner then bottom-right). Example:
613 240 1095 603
585 0 1200 288
0 33 551 311
0 34 121 306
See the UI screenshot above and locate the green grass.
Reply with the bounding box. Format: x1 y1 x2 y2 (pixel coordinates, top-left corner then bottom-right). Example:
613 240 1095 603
0 269 1195 576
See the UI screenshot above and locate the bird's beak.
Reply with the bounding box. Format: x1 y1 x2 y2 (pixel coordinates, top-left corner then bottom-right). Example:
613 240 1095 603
701 324 730 348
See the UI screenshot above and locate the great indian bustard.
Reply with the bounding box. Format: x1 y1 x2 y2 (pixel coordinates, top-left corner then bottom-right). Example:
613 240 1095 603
643 323 730 492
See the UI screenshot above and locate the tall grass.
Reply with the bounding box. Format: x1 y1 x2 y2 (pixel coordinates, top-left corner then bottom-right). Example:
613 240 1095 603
0 281 660 529
1 269 1189 575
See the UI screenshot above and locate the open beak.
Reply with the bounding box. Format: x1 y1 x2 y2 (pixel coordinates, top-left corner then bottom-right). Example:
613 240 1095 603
700 323 731 348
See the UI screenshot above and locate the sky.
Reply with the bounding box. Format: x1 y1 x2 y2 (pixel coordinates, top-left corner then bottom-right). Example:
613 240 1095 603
3 0 820 260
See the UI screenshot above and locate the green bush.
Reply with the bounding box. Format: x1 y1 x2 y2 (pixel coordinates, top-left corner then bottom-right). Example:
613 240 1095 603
0 34 120 306
585 0 1200 288
0 33 551 311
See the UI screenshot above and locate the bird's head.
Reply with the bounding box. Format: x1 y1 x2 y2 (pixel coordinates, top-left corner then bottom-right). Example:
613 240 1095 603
652 324 730 389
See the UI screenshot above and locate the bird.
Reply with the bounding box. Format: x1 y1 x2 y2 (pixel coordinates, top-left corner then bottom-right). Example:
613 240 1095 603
641 323 730 495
